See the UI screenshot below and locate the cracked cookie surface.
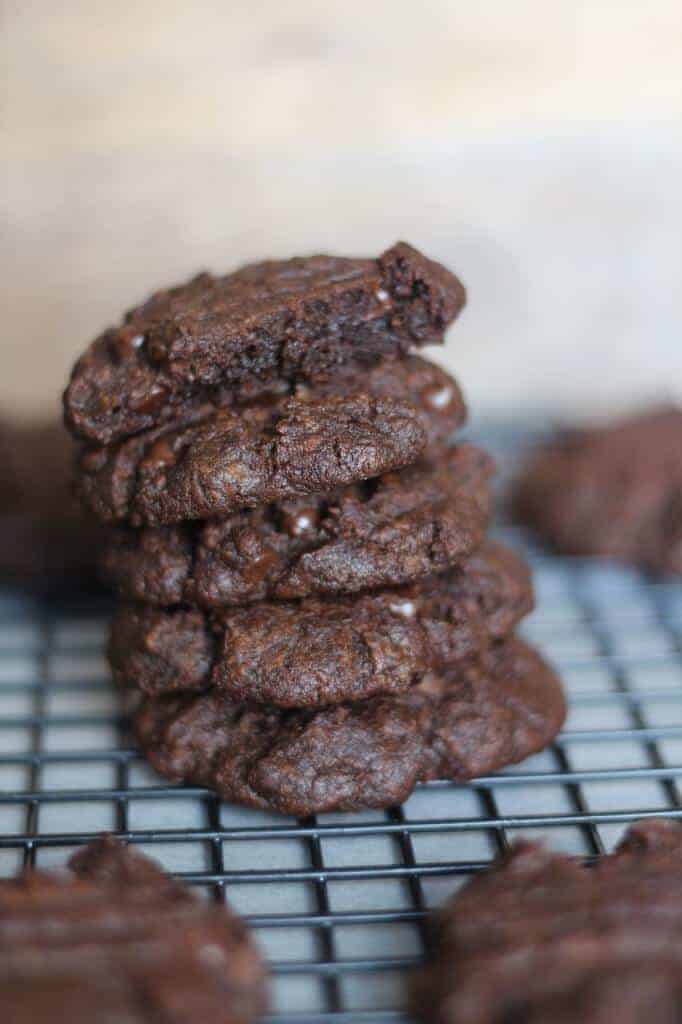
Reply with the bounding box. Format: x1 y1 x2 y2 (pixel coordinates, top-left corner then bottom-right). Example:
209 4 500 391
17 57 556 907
78 392 427 526
101 444 493 607
132 636 564 816
76 357 464 526
110 541 534 707
64 242 465 445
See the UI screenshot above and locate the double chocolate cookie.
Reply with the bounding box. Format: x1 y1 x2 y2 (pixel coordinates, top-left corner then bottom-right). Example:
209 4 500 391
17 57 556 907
102 444 493 607
412 818 682 1023
76 356 465 526
109 541 533 707
0 835 267 1021
133 636 565 816
64 242 465 445
78 392 428 526
63 240 564 817
512 405 682 575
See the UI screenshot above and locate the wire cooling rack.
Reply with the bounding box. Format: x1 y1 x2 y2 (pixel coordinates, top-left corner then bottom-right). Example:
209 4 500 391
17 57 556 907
0 425 680 1022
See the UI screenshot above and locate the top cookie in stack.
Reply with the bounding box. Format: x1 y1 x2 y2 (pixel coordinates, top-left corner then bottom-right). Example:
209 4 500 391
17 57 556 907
64 242 564 816
64 242 465 447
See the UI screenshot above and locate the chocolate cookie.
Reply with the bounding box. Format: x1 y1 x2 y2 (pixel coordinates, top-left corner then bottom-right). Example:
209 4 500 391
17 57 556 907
76 356 464 524
64 242 466 445
133 636 565 816
79 392 427 526
0 834 267 1022
102 444 493 607
0 418 103 584
512 405 682 575
109 541 533 707
412 818 682 1024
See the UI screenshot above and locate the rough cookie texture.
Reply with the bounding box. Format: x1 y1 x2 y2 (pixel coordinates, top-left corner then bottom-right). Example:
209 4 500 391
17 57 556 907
512 405 682 575
109 541 533 706
101 444 493 607
412 818 682 1024
133 637 564 816
0 418 103 584
109 605 215 695
0 834 267 1022
318 355 467 451
78 392 427 526
64 242 466 445
74 355 462 526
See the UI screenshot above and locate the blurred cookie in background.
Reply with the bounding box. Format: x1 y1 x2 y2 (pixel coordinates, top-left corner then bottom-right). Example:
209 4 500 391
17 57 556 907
511 405 682 576
0 834 268 1022
411 818 682 1023
0 417 105 587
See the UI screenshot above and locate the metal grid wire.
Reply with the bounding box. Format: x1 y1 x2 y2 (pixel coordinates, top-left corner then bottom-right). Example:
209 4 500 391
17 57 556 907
0 425 680 1022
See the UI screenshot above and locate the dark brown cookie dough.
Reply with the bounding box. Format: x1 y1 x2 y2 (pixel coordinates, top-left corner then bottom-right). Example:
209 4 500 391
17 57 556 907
101 444 493 607
78 392 427 527
64 242 466 445
132 636 564 816
412 818 682 1024
0 834 267 1022
0 418 104 585
512 405 682 575
109 541 533 707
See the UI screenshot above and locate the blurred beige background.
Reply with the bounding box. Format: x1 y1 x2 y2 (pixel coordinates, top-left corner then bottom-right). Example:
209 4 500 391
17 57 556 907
2 0 682 421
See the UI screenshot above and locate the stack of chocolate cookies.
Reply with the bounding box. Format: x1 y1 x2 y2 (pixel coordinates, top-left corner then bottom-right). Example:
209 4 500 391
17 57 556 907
64 242 565 816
